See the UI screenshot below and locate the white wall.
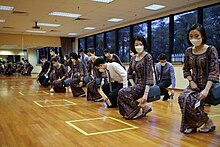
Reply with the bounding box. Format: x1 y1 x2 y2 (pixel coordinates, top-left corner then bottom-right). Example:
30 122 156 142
27 48 41 74
124 64 188 90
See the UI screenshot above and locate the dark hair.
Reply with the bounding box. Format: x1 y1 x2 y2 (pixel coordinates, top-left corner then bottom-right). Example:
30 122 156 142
158 53 167 60
87 48 95 54
70 52 80 60
103 49 109 53
78 49 83 53
65 55 69 60
187 23 207 46
51 57 59 63
40 55 46 59
25 60 29 63
131 34 148 54
93 58 105 67
50 48 55 52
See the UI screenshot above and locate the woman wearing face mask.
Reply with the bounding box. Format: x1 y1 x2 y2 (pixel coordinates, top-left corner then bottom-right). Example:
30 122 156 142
86 50 104 102
69 52 87 97
103 49 125 69
118 35 154 119
50 57 68 93
155 53 176 101
178 23 219 134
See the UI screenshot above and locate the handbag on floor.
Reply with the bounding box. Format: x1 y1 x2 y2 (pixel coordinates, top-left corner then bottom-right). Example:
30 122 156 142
205 47 220 106
144 58 161 102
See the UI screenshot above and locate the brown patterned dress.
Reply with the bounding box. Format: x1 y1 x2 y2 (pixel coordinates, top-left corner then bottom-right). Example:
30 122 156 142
118 53 154 119
70 60 87 97
178 46 219 132
86 60 103 101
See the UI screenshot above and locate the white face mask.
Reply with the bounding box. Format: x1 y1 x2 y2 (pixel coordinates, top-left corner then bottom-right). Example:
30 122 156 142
190 38 202 47
99 69 105 72
105 53 109 57
160 62 166 66
135 45 144 53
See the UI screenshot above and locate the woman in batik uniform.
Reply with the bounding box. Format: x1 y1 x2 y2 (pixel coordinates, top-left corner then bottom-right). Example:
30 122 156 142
86 55 103 101
118 35 153 120
50 57 68 93
69 52 87 97
178 23 219 134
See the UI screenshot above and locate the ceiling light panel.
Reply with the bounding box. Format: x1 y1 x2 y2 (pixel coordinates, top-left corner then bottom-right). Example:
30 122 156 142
25 30 47 33
91 0 114 3
68 32 78 36
83 27 96 30
144 4 166 10
0 5 14 11
0 19 6 22
37 22 61 27
107 18 123 22
49 12 82 18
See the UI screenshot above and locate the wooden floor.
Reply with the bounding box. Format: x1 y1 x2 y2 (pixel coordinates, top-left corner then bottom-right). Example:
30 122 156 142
0 76 220 147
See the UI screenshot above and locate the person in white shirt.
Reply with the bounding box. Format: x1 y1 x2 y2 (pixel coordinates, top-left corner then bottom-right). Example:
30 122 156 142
93 58 128 108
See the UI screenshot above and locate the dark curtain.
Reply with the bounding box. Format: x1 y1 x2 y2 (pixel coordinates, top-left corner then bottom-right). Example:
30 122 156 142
60 37 75 56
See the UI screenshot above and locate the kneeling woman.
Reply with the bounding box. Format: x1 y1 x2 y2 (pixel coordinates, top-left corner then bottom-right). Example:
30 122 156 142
51 58 68 93
118 35 153 119
69 52 87 97
86 53 103 101
178 23 219 134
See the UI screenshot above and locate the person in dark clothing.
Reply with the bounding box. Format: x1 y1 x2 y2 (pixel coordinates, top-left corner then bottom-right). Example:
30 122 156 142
37 55 50 87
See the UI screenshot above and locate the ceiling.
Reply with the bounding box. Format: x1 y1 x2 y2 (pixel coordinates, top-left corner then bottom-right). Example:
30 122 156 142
0 0 217 38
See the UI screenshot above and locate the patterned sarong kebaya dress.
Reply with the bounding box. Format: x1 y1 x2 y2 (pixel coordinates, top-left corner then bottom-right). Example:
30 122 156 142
118 53 154 119
86 60 103 101
178 46 219 132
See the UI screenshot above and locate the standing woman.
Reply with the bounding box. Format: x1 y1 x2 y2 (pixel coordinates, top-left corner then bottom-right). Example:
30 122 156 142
118 35 154 119
178 23 219 134
69 52 87 97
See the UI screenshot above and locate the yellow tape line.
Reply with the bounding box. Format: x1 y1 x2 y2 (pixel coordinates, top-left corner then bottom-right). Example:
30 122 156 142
33 101 43 107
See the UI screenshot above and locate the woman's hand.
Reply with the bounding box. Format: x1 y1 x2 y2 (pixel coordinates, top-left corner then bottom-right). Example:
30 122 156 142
190 81 199 91
171 90 175 96
79 82 83 87
198 89 209 100
141 94 148 105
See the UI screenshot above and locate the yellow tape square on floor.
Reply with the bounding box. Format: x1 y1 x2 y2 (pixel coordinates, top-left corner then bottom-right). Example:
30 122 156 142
66 117 138 136
19 91 49 96
34 99 77 107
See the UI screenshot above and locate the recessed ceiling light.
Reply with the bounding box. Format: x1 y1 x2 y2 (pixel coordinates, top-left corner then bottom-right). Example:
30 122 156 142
0 19 6 22
25 30 47 33
37 22 61 27
144 4 166 10
91 0 114 3
49 12 82 18
68 32 77 36
84 27 96 30
0 5 14 11
107 18 123 22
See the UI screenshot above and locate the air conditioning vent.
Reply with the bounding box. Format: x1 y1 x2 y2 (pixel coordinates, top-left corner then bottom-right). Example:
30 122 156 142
50 29 59 32
2 26 14 29
12 11 28 15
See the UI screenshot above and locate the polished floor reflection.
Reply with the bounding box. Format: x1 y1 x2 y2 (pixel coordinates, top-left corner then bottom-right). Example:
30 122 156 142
0 77 220 146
